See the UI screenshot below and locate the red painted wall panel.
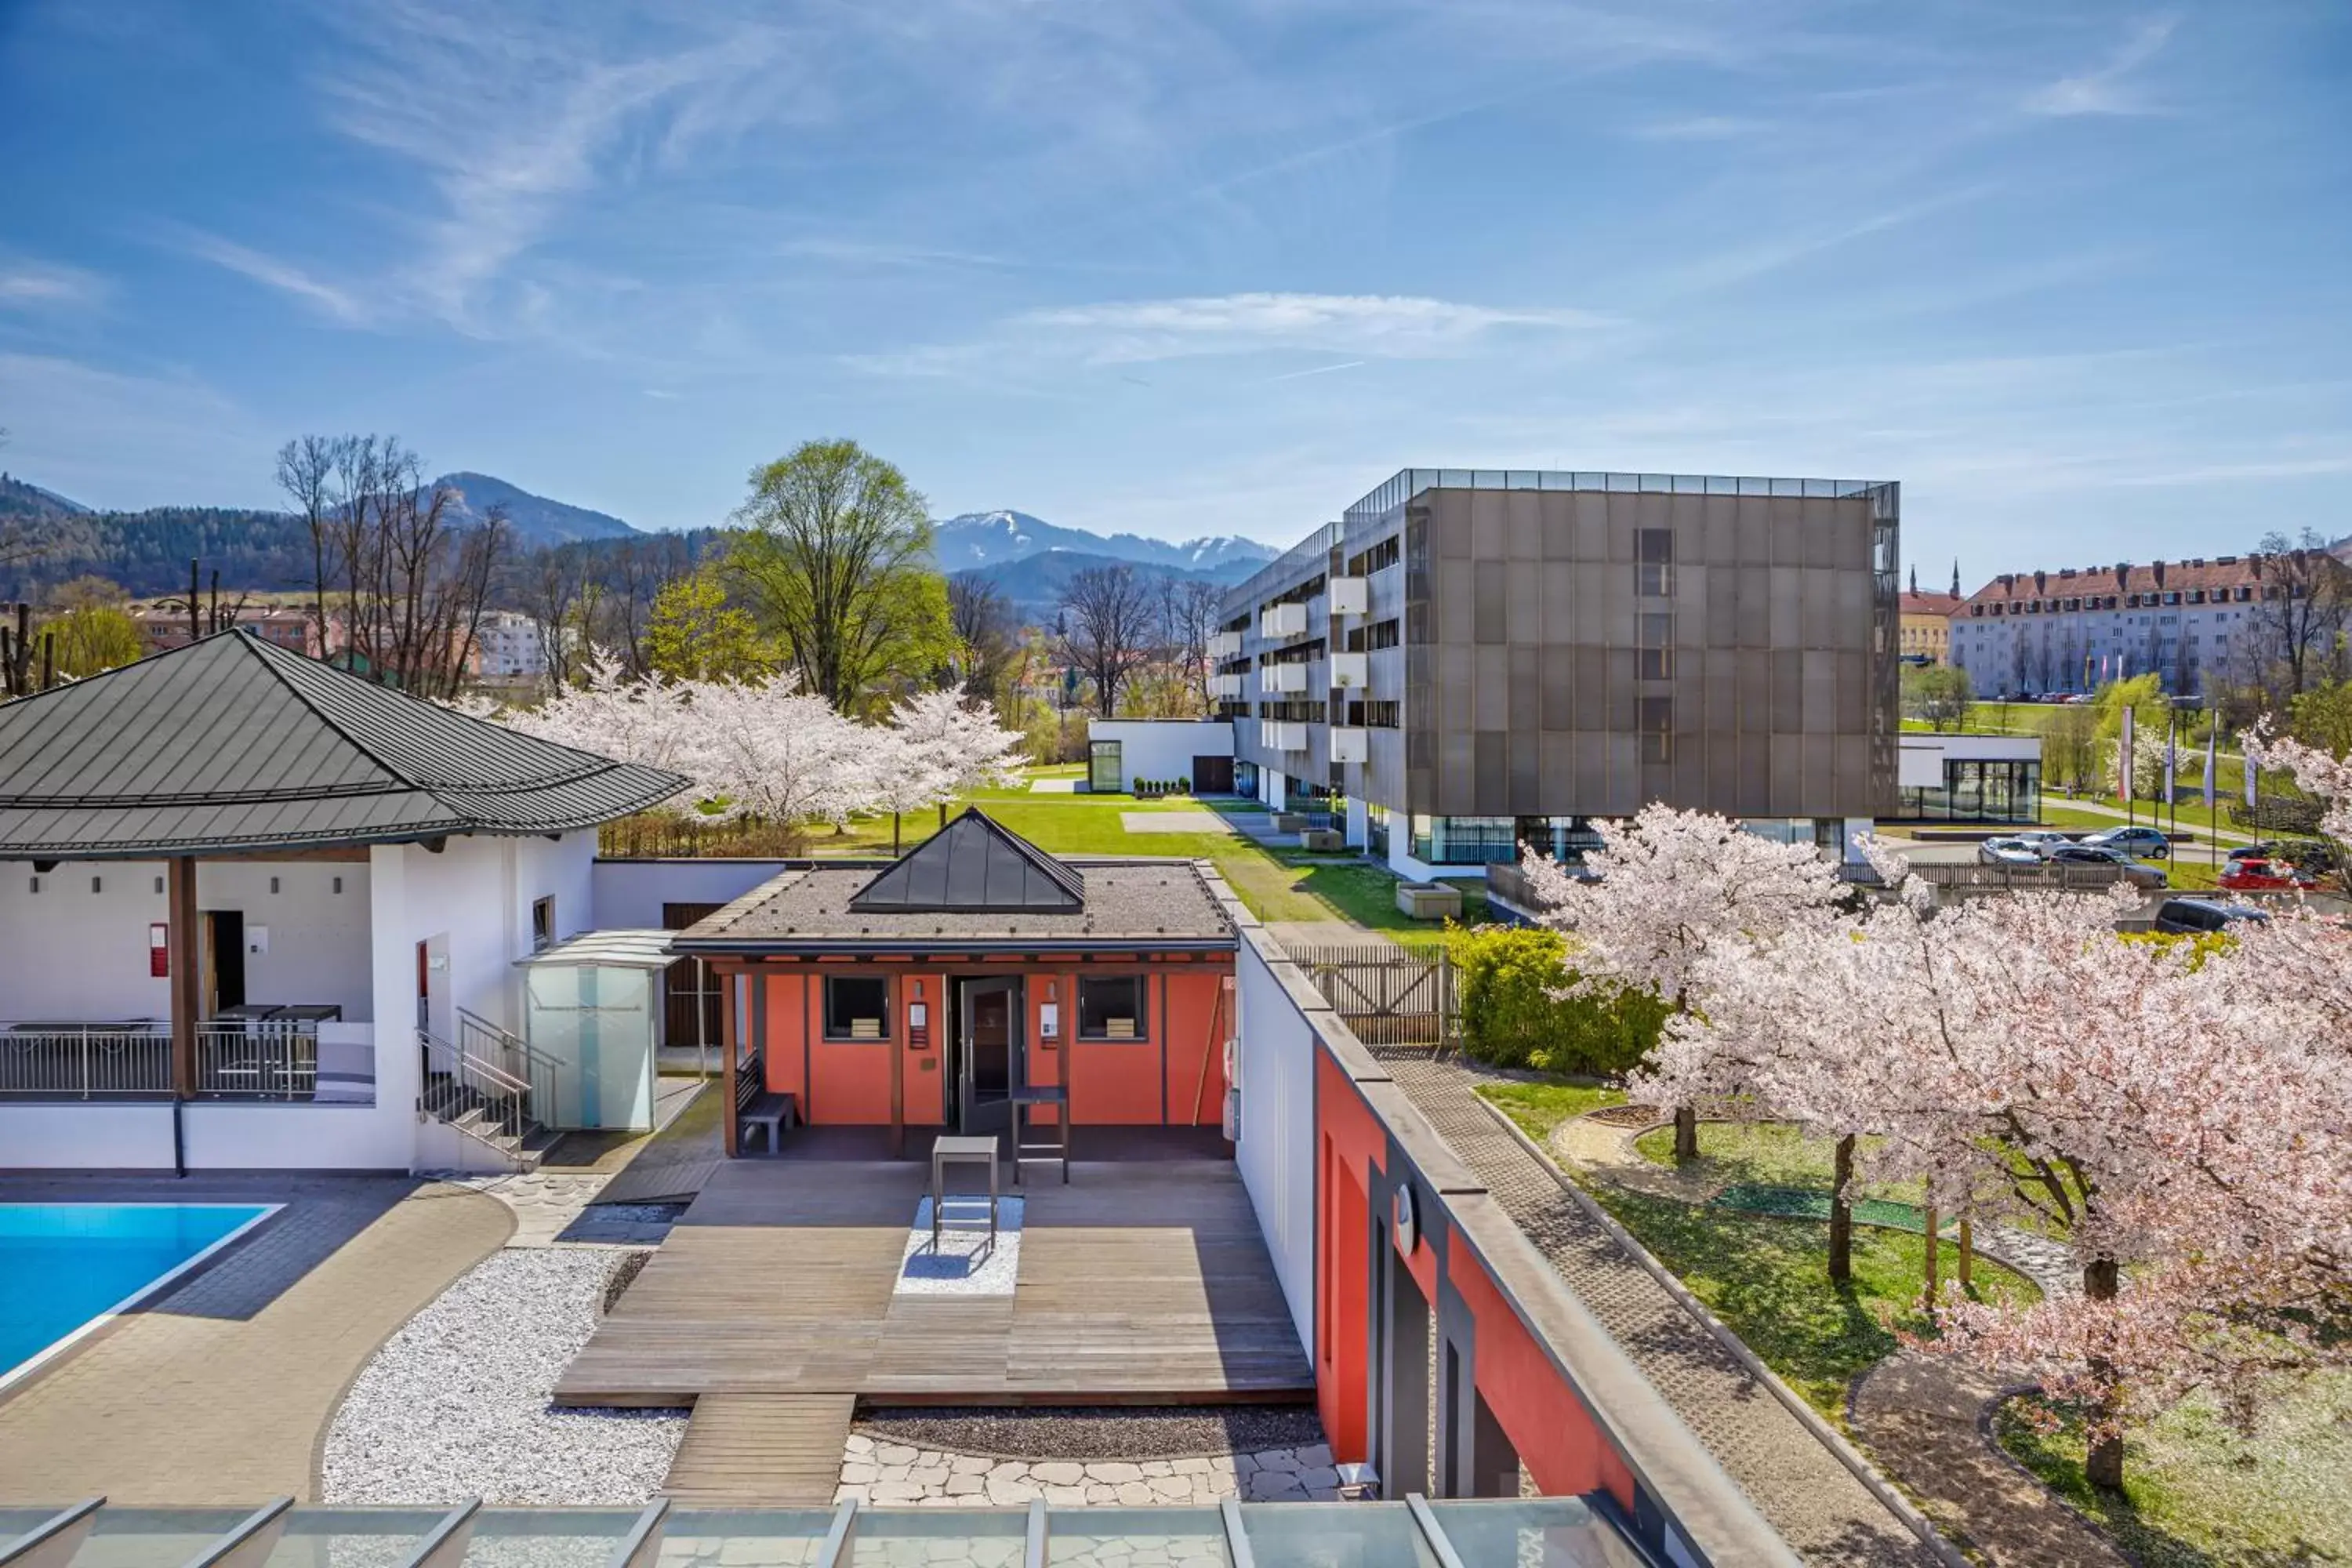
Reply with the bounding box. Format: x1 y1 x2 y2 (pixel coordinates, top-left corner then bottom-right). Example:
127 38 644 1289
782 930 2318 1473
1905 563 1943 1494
1162 970 1232 1127
1315 1049 1388 1464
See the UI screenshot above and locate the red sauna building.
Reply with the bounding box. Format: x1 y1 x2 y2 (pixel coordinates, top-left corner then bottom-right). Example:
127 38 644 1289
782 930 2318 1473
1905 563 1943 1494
677 810 1237 1155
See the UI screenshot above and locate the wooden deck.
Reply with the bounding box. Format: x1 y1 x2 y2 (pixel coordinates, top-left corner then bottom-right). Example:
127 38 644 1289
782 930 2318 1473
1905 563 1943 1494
660 1392 856 1504
557 1158 1310 1407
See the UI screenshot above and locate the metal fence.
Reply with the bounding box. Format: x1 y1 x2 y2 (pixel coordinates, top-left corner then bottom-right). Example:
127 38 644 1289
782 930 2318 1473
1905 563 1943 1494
0 1022 323 1099
1283 944 1457 1047
1905 862 2136 891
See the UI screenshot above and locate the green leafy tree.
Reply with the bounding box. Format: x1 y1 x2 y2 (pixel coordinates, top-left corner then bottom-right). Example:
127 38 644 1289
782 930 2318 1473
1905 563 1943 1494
42 604 144 677
724 440 956 711
1448 924 1666 1076
2287 678 2352 760
1901 664 1975 731
646 567 780 683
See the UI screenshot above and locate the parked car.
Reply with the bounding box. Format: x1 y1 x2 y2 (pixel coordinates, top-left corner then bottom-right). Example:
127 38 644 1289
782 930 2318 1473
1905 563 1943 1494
2080 825 2172 860
1979 837 2043 866
2220 857 2318 892
2049 844 2168 888
2229 839 2341 875
2007 829 2074 857
2152 898 2270 935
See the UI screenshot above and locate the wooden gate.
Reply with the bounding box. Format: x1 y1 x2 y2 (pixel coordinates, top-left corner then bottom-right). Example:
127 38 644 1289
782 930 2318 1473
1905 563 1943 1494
1284 944 1456 1047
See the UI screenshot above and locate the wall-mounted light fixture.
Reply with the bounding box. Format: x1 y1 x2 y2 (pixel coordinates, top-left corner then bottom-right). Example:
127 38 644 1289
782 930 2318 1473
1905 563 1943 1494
91 876 102 895
270 877 281 895
332 877 343 895
153 877 165 895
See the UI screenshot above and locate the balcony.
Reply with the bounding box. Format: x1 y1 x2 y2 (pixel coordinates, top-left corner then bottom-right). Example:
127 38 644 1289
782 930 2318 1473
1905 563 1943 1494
1328 652 1369 690
1208 673 1246 700
1260 602 1308 640
1327 576 1368 616
1330 726 1369 763
1261 720 1310 752
1260 662 1308 695
1207 630 1243 659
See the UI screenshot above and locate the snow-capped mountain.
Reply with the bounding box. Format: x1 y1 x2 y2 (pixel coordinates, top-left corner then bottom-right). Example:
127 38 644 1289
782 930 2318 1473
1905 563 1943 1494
932 510 1279 575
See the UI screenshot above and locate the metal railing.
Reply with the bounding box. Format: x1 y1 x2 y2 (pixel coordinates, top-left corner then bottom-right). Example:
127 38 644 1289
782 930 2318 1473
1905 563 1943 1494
459 1007 568 1130
0 1022 172 1098
420 1024 538 1145
1905 862 2136 891
195 1024 320 1099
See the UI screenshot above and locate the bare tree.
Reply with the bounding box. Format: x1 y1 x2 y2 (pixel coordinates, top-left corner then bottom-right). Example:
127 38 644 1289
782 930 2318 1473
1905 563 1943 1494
274 434 342 655
947 573 1022 705
2242 531 2352 700
2046 701 2098 794
1156 575 1222 713
1057 564 1156 718
521 543 593 692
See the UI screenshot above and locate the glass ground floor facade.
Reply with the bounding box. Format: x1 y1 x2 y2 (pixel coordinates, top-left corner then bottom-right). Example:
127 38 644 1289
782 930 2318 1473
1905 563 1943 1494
1406 815 1606 866
1893 759 2042 823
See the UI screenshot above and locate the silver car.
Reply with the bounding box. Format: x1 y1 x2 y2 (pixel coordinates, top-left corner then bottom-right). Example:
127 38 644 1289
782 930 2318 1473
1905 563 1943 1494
1979 837 2043 866
2008 829 2074 858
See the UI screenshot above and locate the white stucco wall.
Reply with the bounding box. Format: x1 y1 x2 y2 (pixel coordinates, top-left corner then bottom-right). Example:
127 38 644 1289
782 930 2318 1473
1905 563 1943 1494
1232 932 1317 1355
590 859 794 929
1087 720 1236 793
183 1098 410 1170
0 860 372 1022
0 1104 176 1170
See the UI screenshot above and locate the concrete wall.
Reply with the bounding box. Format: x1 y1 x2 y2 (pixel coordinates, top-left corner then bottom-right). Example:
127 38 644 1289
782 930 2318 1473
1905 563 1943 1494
1232 908 1320 1355
590 858 795 929
1087 720 1236 793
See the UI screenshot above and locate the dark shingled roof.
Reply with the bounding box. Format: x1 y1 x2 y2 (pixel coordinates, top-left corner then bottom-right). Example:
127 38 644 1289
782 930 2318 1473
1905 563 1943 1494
0 628 688 858
849 808 1084 913
677 851 1235 955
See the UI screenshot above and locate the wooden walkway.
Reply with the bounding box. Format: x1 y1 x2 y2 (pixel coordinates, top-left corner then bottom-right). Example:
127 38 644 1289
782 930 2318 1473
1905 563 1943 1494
660 1392 857 1505
557 1158 1310 1407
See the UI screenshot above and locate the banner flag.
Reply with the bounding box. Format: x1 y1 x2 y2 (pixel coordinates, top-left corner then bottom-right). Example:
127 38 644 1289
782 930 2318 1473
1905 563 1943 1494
2120 704 2136 805
2163 722 2176 807
2203 723 2217 808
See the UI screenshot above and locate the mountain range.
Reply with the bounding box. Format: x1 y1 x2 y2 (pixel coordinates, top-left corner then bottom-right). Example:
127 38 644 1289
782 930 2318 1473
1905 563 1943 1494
931 510 1276 575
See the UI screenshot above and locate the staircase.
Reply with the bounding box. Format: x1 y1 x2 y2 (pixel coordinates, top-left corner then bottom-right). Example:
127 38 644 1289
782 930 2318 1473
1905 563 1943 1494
418 1020 558 1174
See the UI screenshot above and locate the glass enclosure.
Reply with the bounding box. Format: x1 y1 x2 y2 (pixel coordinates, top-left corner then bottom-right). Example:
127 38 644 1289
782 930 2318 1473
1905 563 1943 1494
1893 760 2042 823
517 931 677 1131
0 1499 1650 1568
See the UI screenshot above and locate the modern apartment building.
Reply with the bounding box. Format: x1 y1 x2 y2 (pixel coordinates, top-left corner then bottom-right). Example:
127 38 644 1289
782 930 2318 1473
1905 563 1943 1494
1216 469 1900 879
1947 553 2319 699
476 610 550 681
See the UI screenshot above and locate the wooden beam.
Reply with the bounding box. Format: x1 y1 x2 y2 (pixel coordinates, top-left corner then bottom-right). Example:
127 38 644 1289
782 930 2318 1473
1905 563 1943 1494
720 971 740 1158
168 856 199 1099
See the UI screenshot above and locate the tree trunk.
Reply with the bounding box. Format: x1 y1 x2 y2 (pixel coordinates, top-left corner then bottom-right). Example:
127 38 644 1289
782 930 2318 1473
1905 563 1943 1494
2082 1256 2125 1490
1828 1134 1855 1284
892 812 902 855
1922 1202 1940 1315
1672 1104 1699 1164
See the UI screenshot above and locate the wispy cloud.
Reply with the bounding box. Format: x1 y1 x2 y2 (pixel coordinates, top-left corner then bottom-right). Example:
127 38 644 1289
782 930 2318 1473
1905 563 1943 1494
2027 13 2180 117
165 227 368 325
1657 186 1998 295
0 256 106 310
1268 360 1367 383
1627 115 1770 142
854 292 1613 380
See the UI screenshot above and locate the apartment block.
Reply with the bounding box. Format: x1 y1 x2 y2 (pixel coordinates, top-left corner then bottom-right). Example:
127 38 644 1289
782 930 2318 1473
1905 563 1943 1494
1948 554 2320 699
1218 469 1900 878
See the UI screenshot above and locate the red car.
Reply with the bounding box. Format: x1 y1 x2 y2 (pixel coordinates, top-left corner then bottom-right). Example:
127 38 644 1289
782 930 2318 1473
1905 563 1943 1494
2220 858 2318 892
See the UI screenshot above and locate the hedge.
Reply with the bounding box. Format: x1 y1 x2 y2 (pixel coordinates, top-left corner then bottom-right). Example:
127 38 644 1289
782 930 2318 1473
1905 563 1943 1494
1446 922 1666 1076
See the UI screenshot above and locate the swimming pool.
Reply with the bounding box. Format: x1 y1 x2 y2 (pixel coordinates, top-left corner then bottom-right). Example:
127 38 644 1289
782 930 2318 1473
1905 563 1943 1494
0 1203 276 1388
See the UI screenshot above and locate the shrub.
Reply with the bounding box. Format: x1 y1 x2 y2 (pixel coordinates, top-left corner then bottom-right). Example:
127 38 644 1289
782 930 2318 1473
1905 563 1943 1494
1447 922 1665 1076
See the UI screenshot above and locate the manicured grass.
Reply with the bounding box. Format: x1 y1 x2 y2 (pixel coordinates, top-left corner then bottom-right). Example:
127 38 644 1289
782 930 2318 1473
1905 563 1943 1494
1635 1120 1863 1192
1996 1374 2352 1568
1588 1185 2040 1422
1475 1079 1626 1142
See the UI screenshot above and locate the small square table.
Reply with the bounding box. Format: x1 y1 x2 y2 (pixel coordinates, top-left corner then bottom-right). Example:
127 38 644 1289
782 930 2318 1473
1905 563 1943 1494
930 1134 1001 1249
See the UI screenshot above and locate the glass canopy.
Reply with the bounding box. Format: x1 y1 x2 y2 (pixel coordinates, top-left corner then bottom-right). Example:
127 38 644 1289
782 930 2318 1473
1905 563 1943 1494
0 1496 1653 1568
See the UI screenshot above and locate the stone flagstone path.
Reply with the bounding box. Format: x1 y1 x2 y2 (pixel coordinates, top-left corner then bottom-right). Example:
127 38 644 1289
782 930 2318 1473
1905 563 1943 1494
837 1435 1341 1507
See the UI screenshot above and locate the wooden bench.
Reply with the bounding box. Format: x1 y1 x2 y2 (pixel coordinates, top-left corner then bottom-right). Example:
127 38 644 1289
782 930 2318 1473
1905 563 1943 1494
735 1068 798 1154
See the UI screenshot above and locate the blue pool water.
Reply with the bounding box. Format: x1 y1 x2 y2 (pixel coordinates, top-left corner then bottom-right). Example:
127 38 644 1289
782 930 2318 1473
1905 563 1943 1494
0 1203 273 1381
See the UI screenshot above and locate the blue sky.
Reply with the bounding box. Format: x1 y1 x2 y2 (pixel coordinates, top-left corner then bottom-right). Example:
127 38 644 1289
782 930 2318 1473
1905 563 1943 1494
0 1 2346 580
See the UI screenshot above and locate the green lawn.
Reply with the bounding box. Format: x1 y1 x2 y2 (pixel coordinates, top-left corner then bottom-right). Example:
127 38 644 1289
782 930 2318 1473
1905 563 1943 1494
1590 1186 2038 1421
1635 1120 1875 1193
1475 1079 1627 1142
1998 1375 2352 1568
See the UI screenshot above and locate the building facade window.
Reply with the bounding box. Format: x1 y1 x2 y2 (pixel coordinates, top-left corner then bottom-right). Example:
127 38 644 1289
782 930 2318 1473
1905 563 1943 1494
1639 695 1672 763
1077 975 1146 1040
1406 815 1598 866
1893 760 2042 823
1638 612 1674 680
823 975 890 1040
1636 528 1675 596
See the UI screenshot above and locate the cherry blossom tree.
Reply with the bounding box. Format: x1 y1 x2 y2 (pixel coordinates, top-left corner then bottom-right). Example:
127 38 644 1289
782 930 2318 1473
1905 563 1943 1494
1659 847 2352 1491
475 653 701 793
2245 714 2352 849
1523 804 1846 1163
681 678 880 836
878 688 1027 847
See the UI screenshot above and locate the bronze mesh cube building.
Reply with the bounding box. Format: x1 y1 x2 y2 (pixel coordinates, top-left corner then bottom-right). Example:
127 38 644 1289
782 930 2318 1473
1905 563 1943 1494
1214 470 1900 878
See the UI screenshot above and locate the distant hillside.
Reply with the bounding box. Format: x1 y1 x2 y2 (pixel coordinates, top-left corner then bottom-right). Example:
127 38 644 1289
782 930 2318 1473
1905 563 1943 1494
434 472 637 544
933 510 1276 575
0 471 648 599
0 473 89 524
956 550 1244 623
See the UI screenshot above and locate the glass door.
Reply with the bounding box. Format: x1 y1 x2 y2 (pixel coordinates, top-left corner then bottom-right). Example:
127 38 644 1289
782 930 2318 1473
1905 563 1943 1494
957 978 1022 1136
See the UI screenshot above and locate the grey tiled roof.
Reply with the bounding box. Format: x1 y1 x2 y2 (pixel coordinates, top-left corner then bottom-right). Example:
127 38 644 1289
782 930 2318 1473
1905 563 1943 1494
0 629 688 858
677 857 1235 952
849 808 1085 913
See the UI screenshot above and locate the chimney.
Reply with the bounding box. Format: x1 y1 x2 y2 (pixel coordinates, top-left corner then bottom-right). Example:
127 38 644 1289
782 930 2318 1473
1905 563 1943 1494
2114 562 2129 589
2152 560 2166 589
2034 570 2047 593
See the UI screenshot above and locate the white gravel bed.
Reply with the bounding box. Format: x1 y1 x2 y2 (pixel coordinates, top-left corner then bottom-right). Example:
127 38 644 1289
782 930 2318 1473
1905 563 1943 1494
322 1247 686 1505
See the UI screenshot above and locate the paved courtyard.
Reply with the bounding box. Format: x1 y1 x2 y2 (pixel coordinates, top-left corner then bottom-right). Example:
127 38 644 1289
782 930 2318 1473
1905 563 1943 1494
0 1173 513 1504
